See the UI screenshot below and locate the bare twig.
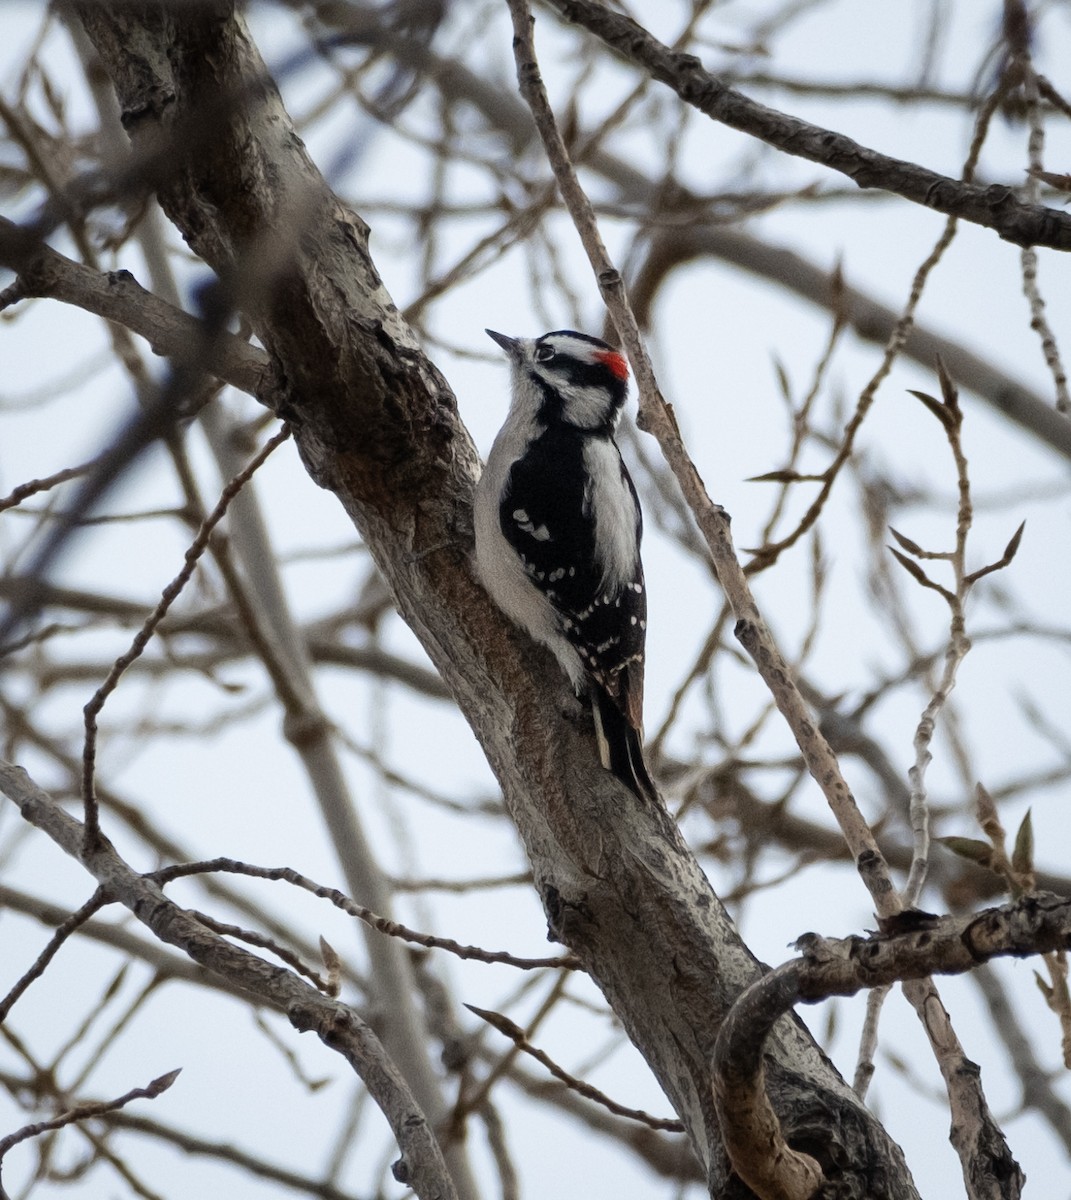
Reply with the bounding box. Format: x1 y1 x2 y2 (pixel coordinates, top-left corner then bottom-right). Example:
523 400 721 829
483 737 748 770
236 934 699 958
0 220 271 398
1014 31 1071 413
0 759 459 1200
505 0 897 918
0 459 99 513
466 1004 683 1133
718 888 1071 1197
190 910 336 994
153 857 574 971
0 887 110 1022
749 73 1011 573
855 370 1025 1108
80 424 291 851
505 9 1024 1194
0 1067 180 1161
543 0 1071 249
972 964 1071 1152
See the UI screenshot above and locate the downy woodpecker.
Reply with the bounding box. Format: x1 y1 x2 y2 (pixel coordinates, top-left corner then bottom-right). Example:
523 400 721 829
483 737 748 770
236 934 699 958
474 328 656 800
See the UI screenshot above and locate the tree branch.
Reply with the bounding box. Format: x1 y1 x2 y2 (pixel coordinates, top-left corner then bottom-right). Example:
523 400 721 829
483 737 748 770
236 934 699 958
341 15 1071 459
714 894 1070 1199
0 217 271 397
548 0 1071 250
0 760 458 1200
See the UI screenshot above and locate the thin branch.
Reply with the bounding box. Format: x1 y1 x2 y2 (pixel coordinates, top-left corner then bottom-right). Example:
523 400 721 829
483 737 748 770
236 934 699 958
1015 38 1071 413
505 0 898 919
545 0 1071 249
0 759 459 1200
0 887 110 1022
0 1068 180 1162
971 964 1071 1153
718 890 1071 1197
97 1102 365 1200
80 424 291 851
189 910 336 995
153 858 574 971
747 72 1011 573
0 220 272 398
505 9 1023 1194
0 459 99 513
320 8 1071 458
466 1005 683 1133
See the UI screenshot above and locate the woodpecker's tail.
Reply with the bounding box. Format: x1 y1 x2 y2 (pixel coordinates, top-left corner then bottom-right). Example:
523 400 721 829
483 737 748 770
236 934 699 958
591 687 658 802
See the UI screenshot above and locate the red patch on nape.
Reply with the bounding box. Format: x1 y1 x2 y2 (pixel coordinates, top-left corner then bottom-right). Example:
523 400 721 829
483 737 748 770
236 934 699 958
594 349 630 381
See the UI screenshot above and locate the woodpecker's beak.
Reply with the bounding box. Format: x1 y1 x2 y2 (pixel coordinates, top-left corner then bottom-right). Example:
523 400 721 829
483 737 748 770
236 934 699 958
486 329 521 358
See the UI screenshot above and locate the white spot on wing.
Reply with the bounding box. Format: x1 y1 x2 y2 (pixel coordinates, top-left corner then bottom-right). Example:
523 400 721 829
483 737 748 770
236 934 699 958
513 508 552 542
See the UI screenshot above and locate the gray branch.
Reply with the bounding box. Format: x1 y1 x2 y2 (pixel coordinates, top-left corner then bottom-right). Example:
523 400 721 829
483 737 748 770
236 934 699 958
0 760 457 1200
548 0 1071 250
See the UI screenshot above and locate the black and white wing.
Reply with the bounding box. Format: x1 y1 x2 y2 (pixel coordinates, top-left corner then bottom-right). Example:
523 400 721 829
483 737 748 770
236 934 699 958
500 425 653 798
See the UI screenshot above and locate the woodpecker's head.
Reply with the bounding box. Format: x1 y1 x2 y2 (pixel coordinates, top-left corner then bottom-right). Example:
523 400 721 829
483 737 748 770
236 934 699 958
487 328 630 432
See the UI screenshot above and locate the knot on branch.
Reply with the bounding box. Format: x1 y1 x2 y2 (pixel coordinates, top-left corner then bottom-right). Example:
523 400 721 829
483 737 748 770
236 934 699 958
288 997 351 1046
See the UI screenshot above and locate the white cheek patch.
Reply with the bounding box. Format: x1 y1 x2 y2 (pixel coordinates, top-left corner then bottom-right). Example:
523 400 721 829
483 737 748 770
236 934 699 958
560 384 617 430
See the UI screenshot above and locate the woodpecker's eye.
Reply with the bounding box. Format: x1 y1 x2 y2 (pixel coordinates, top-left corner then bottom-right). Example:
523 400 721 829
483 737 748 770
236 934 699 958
535 345 556 363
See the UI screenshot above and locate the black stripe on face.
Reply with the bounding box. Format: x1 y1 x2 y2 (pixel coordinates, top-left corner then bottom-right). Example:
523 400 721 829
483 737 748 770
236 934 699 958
558 356 626 394
532 333 627 421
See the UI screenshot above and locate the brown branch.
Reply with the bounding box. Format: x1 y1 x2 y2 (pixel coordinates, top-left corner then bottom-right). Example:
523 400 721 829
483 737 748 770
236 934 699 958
0 459 100 513
0 701 373 994
547 0 1071 250
354 21 1071 460
80 424 291 851
505 0 898 919
0 1067 181 1162
714 891 1071 1198
0 882 294 1004
0 887 110 1023
507 9 1026 1194
711 965 823 1200
466 1005 683 1133
188 909 336 994
0 1064 363 1200
0 578 452 700
628 223 1071 462
0 218 271 398
1016 45 1071 413
69 6 923 1192
0 759 458 1200
972 965 1071 1152
746 77 1010 574
799 893 1071 1001
153 858 574 971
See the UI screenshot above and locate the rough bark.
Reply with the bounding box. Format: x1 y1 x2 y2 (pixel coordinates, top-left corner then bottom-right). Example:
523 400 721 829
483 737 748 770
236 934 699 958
70 4 921 1196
